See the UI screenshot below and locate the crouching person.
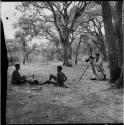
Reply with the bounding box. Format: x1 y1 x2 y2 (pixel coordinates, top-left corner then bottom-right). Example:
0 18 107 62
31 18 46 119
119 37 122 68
11 64 29 85
41 66 68 88
90 53 106 80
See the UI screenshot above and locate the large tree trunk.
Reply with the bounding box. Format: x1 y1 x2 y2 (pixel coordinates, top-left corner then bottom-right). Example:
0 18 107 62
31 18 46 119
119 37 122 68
112 1 123 88
62 43 69 66
115 64 123 88
61 29 70 66
114 1 123 68
102 1 121 82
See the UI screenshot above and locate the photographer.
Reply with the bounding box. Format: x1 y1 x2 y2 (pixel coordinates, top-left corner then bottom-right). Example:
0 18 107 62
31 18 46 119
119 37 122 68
86 53 106 80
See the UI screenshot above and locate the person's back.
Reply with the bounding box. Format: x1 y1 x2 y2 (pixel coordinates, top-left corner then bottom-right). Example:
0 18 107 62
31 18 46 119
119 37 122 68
11 64 26 85
11 69 21 84
95 58 105 74
57 71 66 86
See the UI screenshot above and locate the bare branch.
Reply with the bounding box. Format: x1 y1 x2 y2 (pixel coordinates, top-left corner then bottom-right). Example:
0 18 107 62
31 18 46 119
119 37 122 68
70 1 88 30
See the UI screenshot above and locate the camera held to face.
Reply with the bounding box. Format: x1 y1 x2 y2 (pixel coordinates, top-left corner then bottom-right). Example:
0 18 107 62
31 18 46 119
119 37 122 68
85 56 95 62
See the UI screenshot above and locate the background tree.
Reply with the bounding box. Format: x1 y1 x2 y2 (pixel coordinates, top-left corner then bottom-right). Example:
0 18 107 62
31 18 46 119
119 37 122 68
14 15 41 64
6 39 21 65
16 1 92 66
100 1 123 87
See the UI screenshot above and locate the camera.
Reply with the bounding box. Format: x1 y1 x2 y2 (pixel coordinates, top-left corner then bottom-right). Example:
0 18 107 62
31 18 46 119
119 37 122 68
85 56 95 62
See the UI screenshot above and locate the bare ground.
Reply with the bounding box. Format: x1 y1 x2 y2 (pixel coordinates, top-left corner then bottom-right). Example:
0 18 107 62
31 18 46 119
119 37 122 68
6 62 123 124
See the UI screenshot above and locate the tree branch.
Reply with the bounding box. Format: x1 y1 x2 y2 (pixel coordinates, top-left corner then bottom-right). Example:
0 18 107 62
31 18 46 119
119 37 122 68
47 2 63 41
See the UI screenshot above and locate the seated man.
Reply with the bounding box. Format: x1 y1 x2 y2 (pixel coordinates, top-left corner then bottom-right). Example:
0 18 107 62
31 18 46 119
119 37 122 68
41 66 68 88
11 64 28 85
90 53 106 80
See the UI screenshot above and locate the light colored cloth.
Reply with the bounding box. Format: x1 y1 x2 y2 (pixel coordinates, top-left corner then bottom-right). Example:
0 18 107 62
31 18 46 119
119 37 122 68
92 58 105 80
92 72 104 80
94 58 105 74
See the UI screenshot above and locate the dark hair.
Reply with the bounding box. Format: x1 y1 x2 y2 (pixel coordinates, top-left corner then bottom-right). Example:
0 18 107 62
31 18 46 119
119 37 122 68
15 64 20 68
95 53 100 57
57 65 62 71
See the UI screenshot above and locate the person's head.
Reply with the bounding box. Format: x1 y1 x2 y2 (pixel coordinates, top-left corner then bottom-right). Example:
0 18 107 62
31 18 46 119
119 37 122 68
95 53 100 61
57 65 62 72
15 64 20 70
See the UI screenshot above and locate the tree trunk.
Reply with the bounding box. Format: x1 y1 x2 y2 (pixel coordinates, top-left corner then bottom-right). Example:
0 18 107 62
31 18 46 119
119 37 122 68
88 47 97 76
75 51 78 65
102 1 121 82
114 1 123 68
23 52 26 65
23 55 26 65
69 43 72 59
11 56 13 65
75 38 82 65
62 43 69 66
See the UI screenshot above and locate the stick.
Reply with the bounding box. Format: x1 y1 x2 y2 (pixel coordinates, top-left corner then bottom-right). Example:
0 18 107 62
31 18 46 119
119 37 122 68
77 64 90 82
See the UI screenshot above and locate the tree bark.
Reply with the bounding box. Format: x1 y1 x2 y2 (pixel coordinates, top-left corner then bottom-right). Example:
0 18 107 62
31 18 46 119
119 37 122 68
100 43 107 61
11 56 13 65
75 36 82 65
101 1 121 82
114 1 123 68
75 43 80 65
23 52 26 65
62 43 69 66
88 47 97 76
69 43 72 59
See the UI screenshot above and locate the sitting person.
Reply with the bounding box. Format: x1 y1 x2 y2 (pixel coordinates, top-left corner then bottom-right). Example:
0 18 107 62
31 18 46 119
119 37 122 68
11 64 29 85
41 66 68 88
90 53 106 80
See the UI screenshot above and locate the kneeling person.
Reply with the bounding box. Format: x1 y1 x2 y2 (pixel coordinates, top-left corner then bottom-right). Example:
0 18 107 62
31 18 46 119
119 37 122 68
41 66 68 88
90 53 106 80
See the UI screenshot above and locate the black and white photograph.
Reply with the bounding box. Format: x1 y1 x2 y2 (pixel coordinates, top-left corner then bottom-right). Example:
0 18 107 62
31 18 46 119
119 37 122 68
1 1 123 124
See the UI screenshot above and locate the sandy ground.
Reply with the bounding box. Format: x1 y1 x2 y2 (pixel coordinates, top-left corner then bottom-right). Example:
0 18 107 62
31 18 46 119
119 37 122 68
6 62 123 124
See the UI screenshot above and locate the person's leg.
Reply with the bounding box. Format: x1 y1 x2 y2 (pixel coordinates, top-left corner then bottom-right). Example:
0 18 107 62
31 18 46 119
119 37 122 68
90 74 97 80
59 83 68 88
40 80 51 85
49 74 57 81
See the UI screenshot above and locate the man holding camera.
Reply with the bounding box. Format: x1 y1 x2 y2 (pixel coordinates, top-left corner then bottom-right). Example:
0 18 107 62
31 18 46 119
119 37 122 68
87 53 106 80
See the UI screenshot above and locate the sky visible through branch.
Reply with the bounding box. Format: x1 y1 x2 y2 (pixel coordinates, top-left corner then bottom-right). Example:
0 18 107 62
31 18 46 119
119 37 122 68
1 2 50 45
1 2 105 44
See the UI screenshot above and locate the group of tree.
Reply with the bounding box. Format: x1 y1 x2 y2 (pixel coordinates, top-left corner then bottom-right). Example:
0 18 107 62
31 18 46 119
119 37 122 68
13 1 123 88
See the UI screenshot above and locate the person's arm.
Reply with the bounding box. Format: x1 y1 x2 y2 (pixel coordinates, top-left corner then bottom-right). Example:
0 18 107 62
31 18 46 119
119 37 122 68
94 59 102 66
63 73 67 82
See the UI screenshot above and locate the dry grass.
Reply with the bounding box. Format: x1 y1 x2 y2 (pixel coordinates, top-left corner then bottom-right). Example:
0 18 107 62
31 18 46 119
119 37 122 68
6 62 123 124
